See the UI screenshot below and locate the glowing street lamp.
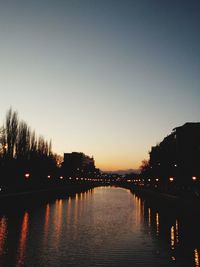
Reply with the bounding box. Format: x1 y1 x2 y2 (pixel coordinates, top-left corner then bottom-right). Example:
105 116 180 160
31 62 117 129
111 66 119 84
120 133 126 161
25 173 30 179
192 176 197 181
169 177 174 182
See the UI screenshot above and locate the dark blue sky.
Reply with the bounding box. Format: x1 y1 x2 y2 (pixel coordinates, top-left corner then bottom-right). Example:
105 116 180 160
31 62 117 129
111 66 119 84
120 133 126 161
0 0 200 170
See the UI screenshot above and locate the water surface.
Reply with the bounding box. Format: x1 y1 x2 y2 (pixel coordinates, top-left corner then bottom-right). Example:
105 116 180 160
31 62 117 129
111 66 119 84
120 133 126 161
0 187 199 266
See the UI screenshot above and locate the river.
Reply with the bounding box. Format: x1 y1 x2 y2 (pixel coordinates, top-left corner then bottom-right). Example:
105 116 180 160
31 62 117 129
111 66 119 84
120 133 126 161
0 186 199 266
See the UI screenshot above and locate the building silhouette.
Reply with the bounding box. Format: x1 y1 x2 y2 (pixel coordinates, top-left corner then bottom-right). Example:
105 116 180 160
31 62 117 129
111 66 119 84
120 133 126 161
62 152 99 178
146 122 200 192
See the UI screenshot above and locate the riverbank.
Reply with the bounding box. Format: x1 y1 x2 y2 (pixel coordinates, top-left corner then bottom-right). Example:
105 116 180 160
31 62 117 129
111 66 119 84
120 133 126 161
0 182 99 208
2 182 200 214
119 184 200 214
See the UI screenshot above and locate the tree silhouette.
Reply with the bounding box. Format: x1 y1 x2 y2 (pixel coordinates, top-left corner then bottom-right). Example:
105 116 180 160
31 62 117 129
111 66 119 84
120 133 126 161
5 108 18 159
0 108 59 191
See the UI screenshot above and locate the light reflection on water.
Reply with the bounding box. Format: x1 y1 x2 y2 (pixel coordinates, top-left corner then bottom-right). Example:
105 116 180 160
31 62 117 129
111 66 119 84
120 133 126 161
194 248 199 267
16 212 29 267
0 217 7 259
0 187 200 266
156 212 159 236
43 203 50 245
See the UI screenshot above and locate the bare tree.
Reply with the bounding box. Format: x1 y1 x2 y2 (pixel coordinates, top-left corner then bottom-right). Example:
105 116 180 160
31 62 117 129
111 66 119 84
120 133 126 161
140 159 149 172
48 139 52 156
30 131 37 155
5 108 19 159
16 121 31 159
0 108 59 187
0 126 7 157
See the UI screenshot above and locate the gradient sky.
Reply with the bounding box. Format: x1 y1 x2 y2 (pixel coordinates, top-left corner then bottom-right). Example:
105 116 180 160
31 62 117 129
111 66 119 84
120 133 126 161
0 0 200 171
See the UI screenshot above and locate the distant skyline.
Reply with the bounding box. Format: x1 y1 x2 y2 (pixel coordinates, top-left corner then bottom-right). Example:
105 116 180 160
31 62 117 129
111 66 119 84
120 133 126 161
0 0 200 171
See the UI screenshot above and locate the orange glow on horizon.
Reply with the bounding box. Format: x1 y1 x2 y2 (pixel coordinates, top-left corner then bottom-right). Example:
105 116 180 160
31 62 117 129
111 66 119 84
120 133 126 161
57 147 144 172
97 160 141 172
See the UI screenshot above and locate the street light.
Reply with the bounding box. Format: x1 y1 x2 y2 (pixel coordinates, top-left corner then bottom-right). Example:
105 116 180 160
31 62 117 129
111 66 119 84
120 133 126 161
25 173 30 179
192 176 197 181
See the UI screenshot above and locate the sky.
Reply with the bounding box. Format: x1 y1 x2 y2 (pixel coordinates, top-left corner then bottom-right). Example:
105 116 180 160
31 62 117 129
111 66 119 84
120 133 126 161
0 0 200 171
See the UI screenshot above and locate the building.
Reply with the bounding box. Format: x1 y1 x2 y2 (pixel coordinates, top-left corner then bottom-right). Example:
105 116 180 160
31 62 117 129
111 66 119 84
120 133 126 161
62 152 99 178
148 122 200 189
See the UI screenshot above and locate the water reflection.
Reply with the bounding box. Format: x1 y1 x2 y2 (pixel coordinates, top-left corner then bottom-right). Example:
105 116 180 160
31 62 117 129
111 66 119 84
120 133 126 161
138 193 200 266
74 193 79 227
170 224 176 264
0 187 200 266
54 199 63 248
133 195 143 228
194 248 199 267
0 217 7 258
16 212 29 267
148 208 151 228
169 218 180 263
43 204 50 244
175 219 179 244
171 225 175 250
156 212 159 236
